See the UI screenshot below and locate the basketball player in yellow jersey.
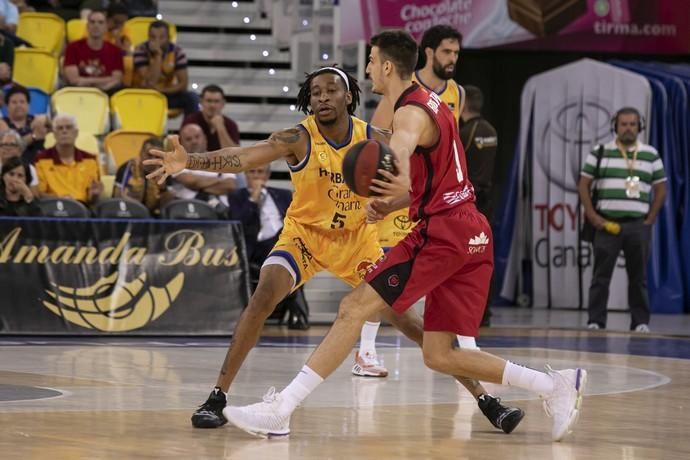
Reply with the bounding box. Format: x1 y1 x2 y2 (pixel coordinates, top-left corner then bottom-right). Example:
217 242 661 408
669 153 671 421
147 66 523 434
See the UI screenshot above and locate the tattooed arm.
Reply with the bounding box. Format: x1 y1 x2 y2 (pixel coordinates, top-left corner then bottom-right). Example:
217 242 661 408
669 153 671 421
145 127 308 183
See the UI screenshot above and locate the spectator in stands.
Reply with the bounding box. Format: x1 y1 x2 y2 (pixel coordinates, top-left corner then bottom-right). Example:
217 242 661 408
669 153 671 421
170 123 236 217
105 1 131 53
181 84 239 150
133 20 199 115
0 155 41 215
63 9 124 94
0 129 38 196
0 85 49 163
34 113 102 204
228 164 310 329
113 136 174 215
0 0 18 35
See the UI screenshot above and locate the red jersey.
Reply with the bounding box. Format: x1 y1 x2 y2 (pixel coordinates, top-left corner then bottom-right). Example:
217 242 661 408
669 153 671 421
394 83 475 221
64 39 124 78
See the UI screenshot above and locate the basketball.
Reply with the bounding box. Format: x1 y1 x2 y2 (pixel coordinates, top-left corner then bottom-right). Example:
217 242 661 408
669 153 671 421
342 139 397 197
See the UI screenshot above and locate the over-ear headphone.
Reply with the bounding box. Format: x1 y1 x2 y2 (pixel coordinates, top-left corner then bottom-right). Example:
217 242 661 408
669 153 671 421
610 107 646 134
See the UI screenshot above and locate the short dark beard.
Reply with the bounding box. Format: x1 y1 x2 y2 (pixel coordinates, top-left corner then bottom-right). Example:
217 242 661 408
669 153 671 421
432 59 453 80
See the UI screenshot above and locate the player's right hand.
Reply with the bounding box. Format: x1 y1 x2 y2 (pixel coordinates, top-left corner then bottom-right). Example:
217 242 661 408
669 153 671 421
145 135 188 185
366 198 390 224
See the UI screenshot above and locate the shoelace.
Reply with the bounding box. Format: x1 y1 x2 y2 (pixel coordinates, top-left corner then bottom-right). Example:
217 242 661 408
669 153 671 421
262 386 278 404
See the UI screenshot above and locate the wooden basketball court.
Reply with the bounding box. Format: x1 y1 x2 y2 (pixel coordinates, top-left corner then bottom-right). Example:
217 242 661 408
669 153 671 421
1 326 689 459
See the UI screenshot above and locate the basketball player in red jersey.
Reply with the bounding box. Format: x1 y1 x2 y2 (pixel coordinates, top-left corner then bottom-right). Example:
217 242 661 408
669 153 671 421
222 30 587 442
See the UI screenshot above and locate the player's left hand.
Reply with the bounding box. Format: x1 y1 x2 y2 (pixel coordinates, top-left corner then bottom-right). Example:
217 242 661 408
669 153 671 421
370 159 409 198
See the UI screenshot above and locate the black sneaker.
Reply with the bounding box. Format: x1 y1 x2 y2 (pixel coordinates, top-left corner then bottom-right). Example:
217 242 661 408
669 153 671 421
477 394 525 434
191 387 228 428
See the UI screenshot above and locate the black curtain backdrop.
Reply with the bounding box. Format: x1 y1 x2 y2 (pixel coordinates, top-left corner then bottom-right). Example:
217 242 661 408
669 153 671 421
455 49 690 222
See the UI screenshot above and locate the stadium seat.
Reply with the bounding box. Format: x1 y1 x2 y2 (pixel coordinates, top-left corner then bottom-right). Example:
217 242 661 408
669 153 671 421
126 17 177 47
1 87 50 117
104 130 157 169
13 49 58 94
94 198 150 219
161 199 217 220
101 175 115 198
110 89 167 135
17 13 65 56
51 87 110 135
66 18 86 43
43 131 100 156
37 198 90 218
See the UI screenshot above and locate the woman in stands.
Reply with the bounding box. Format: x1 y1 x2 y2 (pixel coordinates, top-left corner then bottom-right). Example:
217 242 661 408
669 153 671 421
0 156 41 216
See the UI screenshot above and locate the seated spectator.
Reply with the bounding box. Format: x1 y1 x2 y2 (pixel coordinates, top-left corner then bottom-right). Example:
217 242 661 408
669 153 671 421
133 20 199 115
0 129 38 196
63 9 124 94
0 155 41 215
0 0 18 35
33 113 102 204
0 85 49 163
229 165 310 329
170 124 236 217
113 136 174 215
105 1 131 53
181 84 239 150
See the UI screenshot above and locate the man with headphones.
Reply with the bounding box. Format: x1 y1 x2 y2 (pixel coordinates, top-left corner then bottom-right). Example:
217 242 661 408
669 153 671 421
578 107 667 332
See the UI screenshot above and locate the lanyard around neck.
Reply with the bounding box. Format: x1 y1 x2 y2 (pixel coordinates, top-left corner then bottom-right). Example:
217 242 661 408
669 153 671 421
617 142 638 175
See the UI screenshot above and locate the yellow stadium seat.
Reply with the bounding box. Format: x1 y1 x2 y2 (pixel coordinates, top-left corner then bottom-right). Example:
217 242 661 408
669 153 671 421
110 89 167 135
66 18 87 43
126 17 177 48
104 130 158 169
13 49 58 94
51 87 110 136
17 13 66 56
101 174 115 198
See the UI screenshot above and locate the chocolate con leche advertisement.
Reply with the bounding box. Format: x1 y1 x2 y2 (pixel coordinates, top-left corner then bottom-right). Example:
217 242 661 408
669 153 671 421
0 218 250 334
342 0 689 53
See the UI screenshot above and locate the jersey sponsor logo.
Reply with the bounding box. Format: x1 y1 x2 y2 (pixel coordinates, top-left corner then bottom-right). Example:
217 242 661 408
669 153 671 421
442 184 473 205
426 92 441 114
319 167 344 184
393 214 413 231
468 232 490 254
387 274 400 287
318 151 328 162
356 260 374 279
292 237 313 269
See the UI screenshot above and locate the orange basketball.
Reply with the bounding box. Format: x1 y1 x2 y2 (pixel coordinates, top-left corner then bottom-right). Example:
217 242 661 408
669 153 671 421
342 139 397 197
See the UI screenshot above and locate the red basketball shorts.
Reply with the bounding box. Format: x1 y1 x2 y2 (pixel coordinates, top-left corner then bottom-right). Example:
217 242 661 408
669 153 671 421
365 204 493 337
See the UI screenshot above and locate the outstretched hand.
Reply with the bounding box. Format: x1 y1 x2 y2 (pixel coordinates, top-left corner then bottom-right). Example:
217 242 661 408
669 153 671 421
144 135 189 184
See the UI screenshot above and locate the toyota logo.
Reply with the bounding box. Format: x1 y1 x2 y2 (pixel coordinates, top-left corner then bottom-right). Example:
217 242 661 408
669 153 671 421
537 98 612 192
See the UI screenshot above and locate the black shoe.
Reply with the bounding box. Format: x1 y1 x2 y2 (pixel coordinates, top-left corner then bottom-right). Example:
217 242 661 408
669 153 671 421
477 394 525 434
191 387 228 428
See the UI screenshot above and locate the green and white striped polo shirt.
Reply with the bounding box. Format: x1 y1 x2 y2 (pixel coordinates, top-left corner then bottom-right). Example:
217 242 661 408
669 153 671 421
580 140 666 219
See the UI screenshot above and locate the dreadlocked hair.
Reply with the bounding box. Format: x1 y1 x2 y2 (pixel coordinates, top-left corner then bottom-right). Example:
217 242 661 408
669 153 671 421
296 66 361 115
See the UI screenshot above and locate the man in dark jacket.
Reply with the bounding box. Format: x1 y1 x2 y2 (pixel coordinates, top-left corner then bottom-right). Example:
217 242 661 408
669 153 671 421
228 164 309 329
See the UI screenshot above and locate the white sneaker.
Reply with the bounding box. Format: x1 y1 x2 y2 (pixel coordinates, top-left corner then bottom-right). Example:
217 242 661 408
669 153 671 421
543 367 587 442
222 387 291 437
352 351 388 377
586 323 600 330
634 324 650 333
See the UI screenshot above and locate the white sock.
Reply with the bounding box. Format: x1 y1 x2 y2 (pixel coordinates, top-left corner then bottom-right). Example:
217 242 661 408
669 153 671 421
280 365 324 413
502 361 554 397
359 321 380 354
457 335 479 350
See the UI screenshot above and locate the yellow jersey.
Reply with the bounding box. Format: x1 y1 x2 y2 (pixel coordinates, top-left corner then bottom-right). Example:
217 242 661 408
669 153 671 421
412 71 462 124
287 115 373 232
